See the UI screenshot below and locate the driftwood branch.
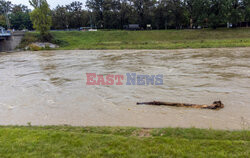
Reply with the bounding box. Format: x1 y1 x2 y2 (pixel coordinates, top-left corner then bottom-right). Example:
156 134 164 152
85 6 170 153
137 101 224 110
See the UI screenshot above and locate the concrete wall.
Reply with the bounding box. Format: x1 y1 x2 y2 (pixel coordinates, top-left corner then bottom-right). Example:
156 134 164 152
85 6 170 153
0 32 24 52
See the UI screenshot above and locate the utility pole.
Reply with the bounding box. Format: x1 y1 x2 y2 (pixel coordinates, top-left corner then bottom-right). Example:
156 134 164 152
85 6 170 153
89 10 93 29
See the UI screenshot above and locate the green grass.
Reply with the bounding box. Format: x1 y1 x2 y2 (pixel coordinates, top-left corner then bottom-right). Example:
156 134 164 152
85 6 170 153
0 126 249 157
45 28 250 49
21 28 250 50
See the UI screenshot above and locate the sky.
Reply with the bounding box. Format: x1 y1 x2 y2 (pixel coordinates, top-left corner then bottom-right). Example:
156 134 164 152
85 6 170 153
9 0 87 9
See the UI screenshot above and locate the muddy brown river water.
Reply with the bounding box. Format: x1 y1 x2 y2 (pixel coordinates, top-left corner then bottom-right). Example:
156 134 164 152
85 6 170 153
0 48 249 130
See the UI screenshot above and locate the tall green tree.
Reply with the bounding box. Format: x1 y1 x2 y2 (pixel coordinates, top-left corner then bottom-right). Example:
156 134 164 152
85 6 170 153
131 0 156 28
228 0 243 27
0 0 12 28
66 1 89 28
9 4 32 30
52 5 69 29
184 0 209 28
208 0 228 29
29 0 52 41
0 15 6 28
86 0 105 28
166 0 188 29
154 1 167 29
119 0 133 29
243 0 250 26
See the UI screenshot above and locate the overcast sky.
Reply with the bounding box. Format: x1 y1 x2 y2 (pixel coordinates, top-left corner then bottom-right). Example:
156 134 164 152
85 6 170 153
9 0 87 9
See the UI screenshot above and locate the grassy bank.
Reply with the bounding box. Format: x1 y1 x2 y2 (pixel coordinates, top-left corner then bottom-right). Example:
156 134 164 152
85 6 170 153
21 28 250 50
0 126 249 157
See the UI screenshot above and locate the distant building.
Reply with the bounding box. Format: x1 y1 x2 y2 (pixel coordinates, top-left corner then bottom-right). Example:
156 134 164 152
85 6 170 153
79 27 97 31
79 27 91 31
123 24 140 30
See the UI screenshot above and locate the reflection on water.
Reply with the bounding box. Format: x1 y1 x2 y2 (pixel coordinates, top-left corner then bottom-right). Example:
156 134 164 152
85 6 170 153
0 48 249 129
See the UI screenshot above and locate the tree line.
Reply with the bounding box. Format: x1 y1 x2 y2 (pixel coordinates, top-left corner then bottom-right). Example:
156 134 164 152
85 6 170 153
52 0 250 29
1 0 250 30
0 0 33 30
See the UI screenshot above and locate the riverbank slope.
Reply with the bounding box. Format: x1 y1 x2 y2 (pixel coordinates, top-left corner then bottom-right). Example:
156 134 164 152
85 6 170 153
20 28 250 50
0 126 249 157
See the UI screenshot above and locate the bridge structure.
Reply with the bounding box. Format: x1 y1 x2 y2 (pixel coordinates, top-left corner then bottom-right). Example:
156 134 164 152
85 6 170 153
0 27 11 40
0 30 25 52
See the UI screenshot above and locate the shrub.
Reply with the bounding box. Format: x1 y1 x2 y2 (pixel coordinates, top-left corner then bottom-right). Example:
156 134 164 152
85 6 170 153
18 33 39 49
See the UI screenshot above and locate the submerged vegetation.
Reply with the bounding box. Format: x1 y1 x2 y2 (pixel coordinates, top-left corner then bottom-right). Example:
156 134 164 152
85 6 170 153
0 126 249 157
20 28 250 50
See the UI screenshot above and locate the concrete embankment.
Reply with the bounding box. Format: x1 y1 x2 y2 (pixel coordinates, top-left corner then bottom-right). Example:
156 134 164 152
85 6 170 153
0 31 25 52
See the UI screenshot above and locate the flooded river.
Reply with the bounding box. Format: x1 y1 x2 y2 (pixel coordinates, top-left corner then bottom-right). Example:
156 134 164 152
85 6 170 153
0 48 249 130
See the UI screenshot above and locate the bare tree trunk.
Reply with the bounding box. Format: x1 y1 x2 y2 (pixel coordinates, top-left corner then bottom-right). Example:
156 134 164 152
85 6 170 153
137 101 224 110
190 18 193 29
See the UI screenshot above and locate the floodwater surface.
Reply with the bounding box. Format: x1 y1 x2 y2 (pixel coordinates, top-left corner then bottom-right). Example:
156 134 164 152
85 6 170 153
0 48 249 129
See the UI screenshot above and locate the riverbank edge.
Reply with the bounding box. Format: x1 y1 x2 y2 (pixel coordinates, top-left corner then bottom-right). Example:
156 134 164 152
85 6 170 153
1 125 249 138
6 46 250 54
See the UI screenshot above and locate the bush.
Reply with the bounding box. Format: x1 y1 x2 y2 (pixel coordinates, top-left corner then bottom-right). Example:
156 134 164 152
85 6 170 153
18 32 69 49
18 33 39 49
39 32 53 42
51 38 69 47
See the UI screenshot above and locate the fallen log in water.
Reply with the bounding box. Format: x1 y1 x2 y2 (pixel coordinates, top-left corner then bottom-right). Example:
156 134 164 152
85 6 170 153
137 101 224 110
